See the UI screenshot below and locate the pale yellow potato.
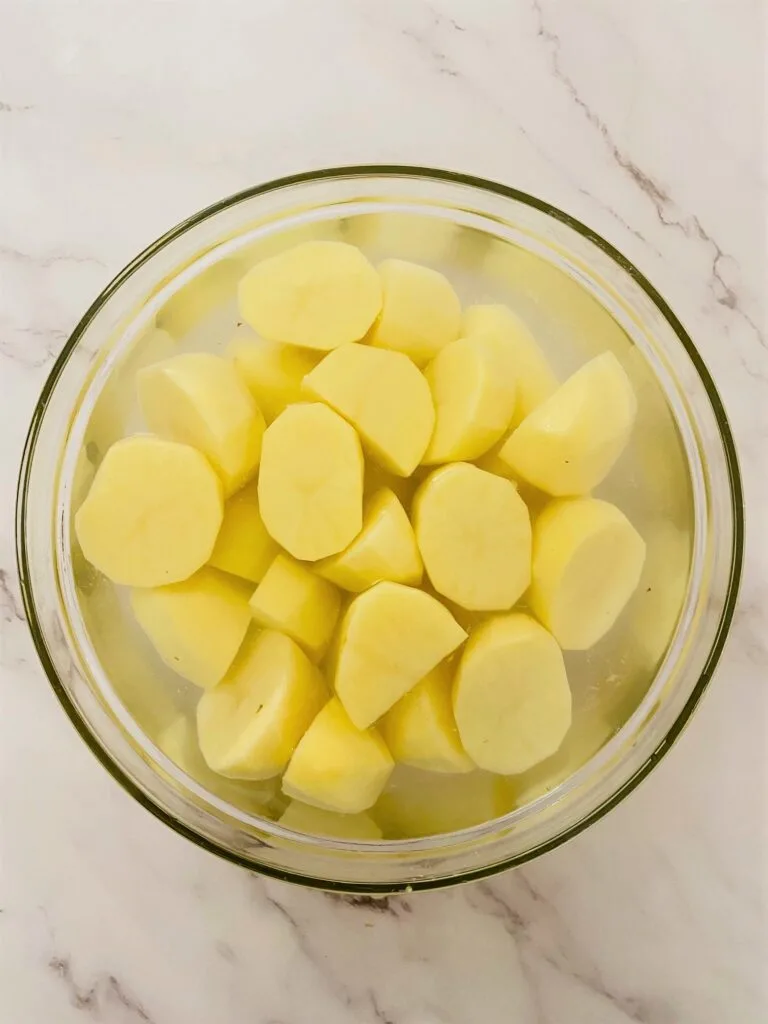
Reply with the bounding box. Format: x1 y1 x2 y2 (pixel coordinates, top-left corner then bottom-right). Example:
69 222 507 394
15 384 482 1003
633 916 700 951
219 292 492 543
302 343 434 476
529 498 646 650
249 553 341 661
197 630 327 780
422 335 517 464
462 304 557 425
453 613 572 774
368 259 461 366
238 241 382 350
282 698 394 813
207 480 279 583
156 256 247 338
380 663 474 774
75 435 223 587
343 212 458 265
314 488 422 592
138 352 265 496
279 801 382 840
131 567 252 688
258 403 364 561
335 582 467 729
227 330 320 423
413 463 531 611
499 352 636 496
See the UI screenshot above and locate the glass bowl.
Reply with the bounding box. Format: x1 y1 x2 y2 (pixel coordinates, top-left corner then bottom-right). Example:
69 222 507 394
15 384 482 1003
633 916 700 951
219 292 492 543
16 166 743 893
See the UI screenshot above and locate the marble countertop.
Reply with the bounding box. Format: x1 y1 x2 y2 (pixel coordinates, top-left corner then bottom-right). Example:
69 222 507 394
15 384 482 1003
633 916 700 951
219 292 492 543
1 1 766 1021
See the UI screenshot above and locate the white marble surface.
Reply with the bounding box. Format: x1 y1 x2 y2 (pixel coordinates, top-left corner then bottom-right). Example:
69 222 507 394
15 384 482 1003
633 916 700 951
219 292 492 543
1 1 766 1021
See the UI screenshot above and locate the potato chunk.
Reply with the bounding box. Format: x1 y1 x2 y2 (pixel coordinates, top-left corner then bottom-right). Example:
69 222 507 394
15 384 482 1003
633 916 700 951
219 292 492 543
453 613 572 774
75 435 223 587
238 241 382 350
227 331 320 423
279 801 382 840
374 768 509 838
208 480 279 583
138 352 265 495
335 582 467 729
529 498 646 650
282 698 394 813
258 403 364 560
303 343 434 476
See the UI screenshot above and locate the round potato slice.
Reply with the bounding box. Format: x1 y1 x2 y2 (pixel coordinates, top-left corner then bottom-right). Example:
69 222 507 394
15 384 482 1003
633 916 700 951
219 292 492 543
75 435 223 587
453 613 572 775
237 241 382 350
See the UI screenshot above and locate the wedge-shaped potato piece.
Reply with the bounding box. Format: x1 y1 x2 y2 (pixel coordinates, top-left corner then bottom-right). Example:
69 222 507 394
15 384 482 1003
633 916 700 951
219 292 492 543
453 613 572 774
315 488 422 592
462 304 557 425
368 259 461 366
335 582 467 729
279 801 382 840
208 480 279 583
75 436 223 587
238 241 382 350
530 498 646 650
258 403 364 560
227 331 320 423
303 344 434 476
249 554 341 661
374 767 510 838
380 663 474 774
282 698 394 813
499 352 636 496
131 568 251 688
197 630 326 780
138 352 265 496
413 464 531 611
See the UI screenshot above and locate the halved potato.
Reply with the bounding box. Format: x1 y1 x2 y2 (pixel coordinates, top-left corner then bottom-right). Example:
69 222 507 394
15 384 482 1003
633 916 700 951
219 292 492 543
227 331 320 423
208 480 279 583
279 801 382 840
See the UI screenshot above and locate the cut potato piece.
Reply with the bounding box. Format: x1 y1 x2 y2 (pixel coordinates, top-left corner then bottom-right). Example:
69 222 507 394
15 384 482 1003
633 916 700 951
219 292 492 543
249 554 341 661
208 480 279 583
75 435 223 587
453 613 572 774
368 259 461 366
380 663 474 773
499 352 636 496
303 343 434 476
156 257 246 338
374 767 510 838
530 498 646 650
197 630 327 780
238 241 381 350
131 568 252 688
279 801 382 840
422 335 517 464
227 331 320 423
258 403 364 560
138 352 265 496
315 488 422 592
335 582 467 729
343 212 458 265
462 305 557 425
282 698 394 813
413 464 531 611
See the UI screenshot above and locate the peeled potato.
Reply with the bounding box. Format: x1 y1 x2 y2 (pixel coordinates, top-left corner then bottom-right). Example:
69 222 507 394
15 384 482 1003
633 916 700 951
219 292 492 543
208 480 279 583
453 613 572 774
422 335 517 464
227 331 320 423
131 568 252 688
238 241 382 350
500 352 636 495
315 488 422 592
462 304 557 425
258 403 364 560
335 582 467 729
302 343 434 476
380 663 474 774
138 352 265 495
249 553 341 661
374 767 509 838
75 435 223 587
282 698 394 813
413 464 531 611
368 259 461 366
197 630 327 780
530 498 646 650
279 801 382 840
343 212 458 265
156 257 246 338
